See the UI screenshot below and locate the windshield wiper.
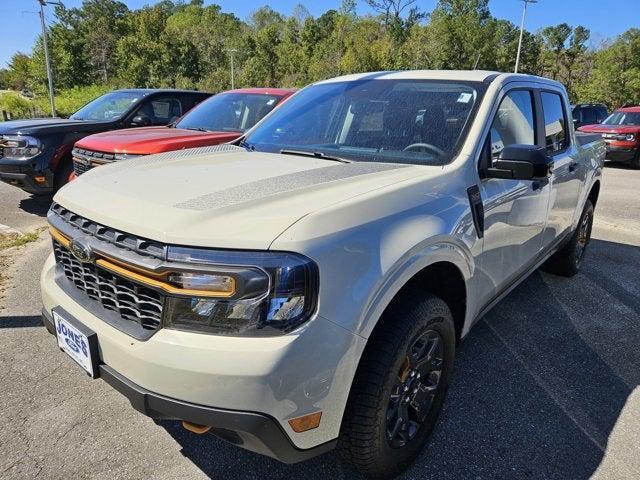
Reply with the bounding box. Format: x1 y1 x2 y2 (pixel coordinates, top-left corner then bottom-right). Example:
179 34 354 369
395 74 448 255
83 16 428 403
185 127 210 132
280 149 351 163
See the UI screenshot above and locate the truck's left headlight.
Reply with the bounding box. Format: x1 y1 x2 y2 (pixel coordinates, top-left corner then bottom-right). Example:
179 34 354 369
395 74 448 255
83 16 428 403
0 135 42 160
163 247 319 336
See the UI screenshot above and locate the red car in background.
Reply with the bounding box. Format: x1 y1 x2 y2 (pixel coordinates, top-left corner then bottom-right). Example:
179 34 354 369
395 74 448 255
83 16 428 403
578 105 640 169
71 88 296 176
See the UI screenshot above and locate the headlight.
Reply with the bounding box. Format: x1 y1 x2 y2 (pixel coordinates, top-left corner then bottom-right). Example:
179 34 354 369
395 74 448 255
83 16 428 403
624 134 635 141
0 135 42 160
162 247 319 336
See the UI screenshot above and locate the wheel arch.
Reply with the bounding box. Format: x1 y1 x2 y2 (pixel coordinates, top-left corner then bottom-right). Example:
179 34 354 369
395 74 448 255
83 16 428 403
360 251 470 345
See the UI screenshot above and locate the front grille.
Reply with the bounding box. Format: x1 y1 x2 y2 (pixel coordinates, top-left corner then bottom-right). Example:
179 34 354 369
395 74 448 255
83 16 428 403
73 159 92 176
53 240 165 332
72 148 115 176
50 203 166 260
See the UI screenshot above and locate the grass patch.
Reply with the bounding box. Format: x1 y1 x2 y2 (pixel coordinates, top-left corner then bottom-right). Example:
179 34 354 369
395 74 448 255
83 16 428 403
0 227 47 250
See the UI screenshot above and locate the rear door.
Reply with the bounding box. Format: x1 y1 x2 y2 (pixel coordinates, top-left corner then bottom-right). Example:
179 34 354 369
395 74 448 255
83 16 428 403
539 90 584 247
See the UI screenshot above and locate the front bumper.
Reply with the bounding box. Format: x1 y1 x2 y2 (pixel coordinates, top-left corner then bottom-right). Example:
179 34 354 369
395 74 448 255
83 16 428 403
40 252 364 459
605 145 638 163
0 163 54 194
41 309 335 463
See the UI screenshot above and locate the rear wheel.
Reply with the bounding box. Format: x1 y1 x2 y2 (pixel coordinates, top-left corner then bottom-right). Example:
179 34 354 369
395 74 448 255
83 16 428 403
542 199 594 277
338 291 456 479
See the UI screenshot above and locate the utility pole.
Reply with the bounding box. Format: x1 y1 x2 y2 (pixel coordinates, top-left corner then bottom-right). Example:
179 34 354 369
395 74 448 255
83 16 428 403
37 0 63 117
226 48 238 89
515 0 538 73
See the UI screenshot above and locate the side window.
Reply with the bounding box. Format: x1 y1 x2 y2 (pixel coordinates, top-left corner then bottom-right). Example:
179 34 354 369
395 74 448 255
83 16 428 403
136 96 184 125
582 108 597 124
541 92 569 154
180 94 208 113
489 90 535 160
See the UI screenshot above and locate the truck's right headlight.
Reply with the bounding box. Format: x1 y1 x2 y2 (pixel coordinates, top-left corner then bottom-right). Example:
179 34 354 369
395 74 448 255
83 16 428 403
162 247 319 336
0 135 42 160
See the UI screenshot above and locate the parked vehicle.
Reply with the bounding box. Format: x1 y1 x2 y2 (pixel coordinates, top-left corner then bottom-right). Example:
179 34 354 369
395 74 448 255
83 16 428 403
578 104 640 168
572 103 608 129
71 88 296 177
0 89 211 194
41 70 604 479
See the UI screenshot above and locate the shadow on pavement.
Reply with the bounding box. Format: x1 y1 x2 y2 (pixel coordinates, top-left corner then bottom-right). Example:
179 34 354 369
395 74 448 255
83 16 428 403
19 194 52 217
138 238 640 478
0 315 44 328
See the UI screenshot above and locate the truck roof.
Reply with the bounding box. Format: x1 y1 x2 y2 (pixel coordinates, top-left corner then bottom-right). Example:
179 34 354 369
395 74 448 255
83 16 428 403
114 88 210 95
315 70 563 88
618 105 640 113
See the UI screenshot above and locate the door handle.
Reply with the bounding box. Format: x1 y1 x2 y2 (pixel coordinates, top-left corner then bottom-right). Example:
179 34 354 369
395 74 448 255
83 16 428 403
532 178 549 191
569 161 579 172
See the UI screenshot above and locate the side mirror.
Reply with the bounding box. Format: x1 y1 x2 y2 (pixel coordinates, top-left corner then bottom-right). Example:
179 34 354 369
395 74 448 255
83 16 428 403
485 144 553 181
130 114 152 127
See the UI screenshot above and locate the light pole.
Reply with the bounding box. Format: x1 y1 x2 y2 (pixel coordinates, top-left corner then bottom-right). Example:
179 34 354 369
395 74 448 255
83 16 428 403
226 48 238 89
515 0 538 73
37 0 63 117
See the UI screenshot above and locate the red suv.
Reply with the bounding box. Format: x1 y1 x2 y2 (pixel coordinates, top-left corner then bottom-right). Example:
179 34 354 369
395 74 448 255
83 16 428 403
72 88 296 175
578 105 640 168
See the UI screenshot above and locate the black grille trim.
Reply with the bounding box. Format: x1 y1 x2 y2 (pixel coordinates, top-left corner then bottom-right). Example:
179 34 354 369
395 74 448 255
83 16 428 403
50 202 166 260
53 240 165 338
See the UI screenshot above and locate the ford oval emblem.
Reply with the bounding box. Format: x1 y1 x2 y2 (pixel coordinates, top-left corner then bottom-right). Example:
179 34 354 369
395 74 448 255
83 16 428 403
69 238 94 263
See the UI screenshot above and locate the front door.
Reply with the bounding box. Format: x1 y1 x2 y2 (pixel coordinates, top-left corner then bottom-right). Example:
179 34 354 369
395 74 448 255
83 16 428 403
479 88 551 295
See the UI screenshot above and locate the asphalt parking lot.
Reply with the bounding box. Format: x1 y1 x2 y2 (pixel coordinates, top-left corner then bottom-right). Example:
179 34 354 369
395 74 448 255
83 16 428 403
1 165 639 480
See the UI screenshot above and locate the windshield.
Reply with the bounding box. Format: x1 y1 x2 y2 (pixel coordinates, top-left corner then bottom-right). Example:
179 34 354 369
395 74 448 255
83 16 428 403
71 91 142 121
243 79 483 165
176 93 282 132
602 111 640 126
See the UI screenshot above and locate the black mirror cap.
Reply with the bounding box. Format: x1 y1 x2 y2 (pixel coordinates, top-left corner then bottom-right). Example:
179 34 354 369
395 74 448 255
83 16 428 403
487 144 553 181
131 115 151 127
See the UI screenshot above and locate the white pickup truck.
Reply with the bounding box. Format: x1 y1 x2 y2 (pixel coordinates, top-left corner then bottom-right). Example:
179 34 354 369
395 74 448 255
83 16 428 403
41 70 604 478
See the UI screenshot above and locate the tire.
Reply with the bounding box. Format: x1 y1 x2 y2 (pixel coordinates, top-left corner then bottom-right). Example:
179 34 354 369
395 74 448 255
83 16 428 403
338 290 456 479
53 158 74 192
630 150 640 170
542 199 594 277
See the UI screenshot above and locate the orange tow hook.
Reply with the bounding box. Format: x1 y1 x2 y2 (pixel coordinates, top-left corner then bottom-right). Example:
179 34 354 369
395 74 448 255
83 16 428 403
182 421 212 434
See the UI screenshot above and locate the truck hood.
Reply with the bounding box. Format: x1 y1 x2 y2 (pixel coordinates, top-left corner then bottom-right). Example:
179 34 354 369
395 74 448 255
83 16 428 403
578 124 640 134
0 117 113 136
75 127 241 155
54 146 421 250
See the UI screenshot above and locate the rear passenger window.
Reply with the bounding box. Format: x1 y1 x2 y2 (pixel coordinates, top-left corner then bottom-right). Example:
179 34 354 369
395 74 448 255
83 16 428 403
541 92 569 153
489 90 535 159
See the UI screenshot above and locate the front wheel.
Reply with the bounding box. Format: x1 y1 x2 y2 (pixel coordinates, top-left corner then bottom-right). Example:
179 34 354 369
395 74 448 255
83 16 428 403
542 199 594 277
53 158 74 192
338 291 456 479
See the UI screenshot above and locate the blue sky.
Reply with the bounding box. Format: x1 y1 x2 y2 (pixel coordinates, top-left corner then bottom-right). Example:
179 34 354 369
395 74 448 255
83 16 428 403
2 0 639 68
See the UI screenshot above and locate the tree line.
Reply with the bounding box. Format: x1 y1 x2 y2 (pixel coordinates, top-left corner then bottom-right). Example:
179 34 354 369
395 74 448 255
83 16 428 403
1 0 639 115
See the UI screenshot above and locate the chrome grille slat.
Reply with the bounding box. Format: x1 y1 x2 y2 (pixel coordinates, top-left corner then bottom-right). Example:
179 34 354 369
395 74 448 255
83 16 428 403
53 240 164 333
72 148 116 176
